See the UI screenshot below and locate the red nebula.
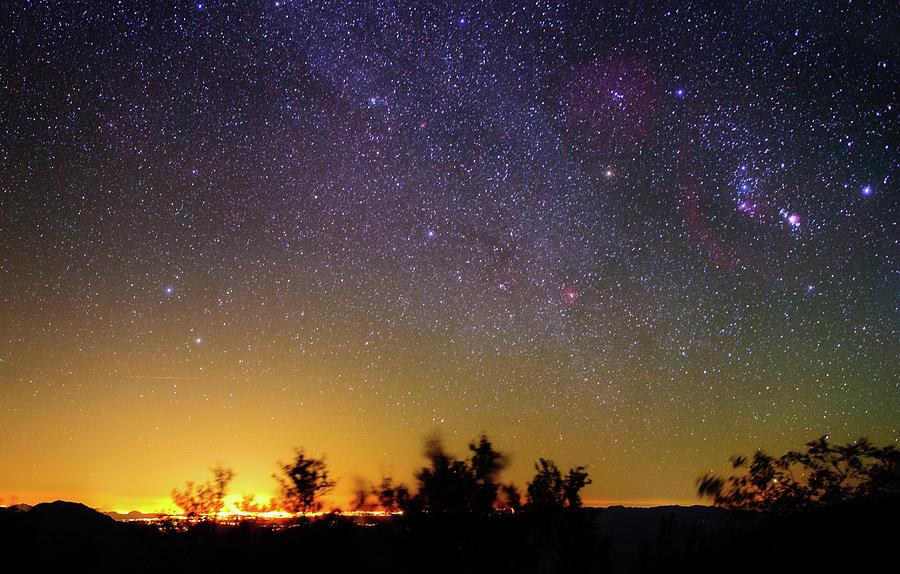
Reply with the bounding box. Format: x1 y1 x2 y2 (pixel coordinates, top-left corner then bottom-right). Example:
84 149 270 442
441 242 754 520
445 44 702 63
563 286 579 305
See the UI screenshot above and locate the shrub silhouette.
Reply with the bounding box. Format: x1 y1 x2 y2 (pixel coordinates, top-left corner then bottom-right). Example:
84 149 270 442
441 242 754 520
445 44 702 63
372 475 412 513
274 448 336 514
378 435 593 515
526 458 592 511
697 435 900 513
412 433 508 513
468 434 509 514
171 465 235 519
499 483 522 512
350 479 379 511
237 494 278 514
414 436 476 513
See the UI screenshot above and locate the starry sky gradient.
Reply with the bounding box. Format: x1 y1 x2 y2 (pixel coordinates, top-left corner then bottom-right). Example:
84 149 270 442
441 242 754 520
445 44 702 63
1 1 897 512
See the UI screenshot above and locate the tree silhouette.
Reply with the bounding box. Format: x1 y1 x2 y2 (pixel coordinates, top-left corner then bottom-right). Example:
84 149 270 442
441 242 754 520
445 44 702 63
562 466 591 508
468 434 508 514
526 458 562 510
414 436 474 513
412 433 508 513
374 476 397 512
171 465 235 519
697 435 900 513
274 448 336 514
499 483 522 512
526 458 592 511
350 479 378 511
373 476 410 513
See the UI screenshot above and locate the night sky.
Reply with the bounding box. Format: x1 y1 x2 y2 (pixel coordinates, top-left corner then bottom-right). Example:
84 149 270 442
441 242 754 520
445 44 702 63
1 1 896 512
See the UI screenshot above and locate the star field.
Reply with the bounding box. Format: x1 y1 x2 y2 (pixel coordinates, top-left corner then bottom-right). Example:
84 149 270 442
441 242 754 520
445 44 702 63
0 1 896 510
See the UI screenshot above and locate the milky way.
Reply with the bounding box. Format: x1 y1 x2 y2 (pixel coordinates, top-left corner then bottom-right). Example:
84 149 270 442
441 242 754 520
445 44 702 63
0 1 896 509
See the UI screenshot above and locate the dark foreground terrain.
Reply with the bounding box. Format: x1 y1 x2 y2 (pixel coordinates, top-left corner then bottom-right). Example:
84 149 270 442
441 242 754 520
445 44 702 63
1 497 896 573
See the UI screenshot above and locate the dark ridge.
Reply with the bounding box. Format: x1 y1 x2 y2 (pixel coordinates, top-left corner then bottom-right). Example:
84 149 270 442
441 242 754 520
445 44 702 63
0 497 897 573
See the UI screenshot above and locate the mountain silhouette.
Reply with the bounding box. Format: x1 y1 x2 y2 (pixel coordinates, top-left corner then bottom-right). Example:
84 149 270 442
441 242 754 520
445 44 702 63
105 510 161 521
27 500 117 529
0 500 122 571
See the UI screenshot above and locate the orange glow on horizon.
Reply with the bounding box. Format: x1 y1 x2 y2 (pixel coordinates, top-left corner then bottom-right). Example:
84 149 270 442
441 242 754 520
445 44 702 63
2 490 704 515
